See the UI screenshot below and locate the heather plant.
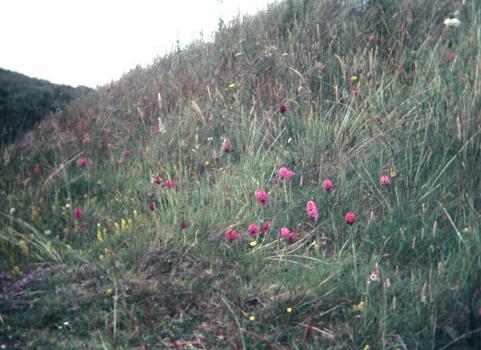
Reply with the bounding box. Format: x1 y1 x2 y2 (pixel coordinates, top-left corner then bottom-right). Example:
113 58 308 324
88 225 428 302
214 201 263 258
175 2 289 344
1 0 481 348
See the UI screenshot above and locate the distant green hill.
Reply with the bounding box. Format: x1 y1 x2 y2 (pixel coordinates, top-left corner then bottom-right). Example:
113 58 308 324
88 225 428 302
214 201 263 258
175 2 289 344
0 67 92 142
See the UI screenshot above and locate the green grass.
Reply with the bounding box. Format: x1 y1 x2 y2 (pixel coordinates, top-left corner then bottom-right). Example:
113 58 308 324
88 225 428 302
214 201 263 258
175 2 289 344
1 0 481 348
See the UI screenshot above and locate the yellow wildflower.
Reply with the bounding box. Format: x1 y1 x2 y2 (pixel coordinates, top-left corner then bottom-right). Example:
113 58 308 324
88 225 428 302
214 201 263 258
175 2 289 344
463 227 472 234
18 239 29 255
351 75 359 82
99 254 105 262
363 345 371 350
389 168 397 178
31 207 39 222
106 288 113 295
353 301 365 312
249 241 257 248
286 307 293 313
11 265 21 277
248 314 255 321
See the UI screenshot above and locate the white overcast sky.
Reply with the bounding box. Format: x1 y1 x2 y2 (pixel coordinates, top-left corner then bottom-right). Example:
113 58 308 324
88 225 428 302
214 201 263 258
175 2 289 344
0 0 276 88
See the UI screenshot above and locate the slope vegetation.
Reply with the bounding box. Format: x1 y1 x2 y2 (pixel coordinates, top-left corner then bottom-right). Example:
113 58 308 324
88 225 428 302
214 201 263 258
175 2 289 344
1 0 481 348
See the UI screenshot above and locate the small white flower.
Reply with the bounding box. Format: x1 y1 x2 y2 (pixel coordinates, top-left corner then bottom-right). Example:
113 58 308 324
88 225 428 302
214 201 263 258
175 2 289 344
368 271 380 283
383 278 391 289
444 18 461 27
65 203 71 209
158 117 166 134
287 138 292 144
9 208 15 215
63 321 69 326
44 230 51 235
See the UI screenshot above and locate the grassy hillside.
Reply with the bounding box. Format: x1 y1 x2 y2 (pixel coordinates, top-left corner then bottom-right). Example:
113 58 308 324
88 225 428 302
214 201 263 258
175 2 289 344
0 67 91 142
1 0 481 348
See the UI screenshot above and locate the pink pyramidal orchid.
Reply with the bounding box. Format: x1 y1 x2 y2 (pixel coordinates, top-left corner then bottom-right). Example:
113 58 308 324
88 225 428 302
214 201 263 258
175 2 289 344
306 201 319 221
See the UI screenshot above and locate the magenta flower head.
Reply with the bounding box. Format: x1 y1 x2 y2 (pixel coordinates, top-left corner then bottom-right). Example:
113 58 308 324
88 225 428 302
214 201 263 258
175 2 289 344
254 190 269 205
351 87 360 96
306 201 319 221
122 148 130 157
32 166 42 175
116 159 124 165
380 175 391 186
345 211 356 225
280 227 296 242
288 231 297 242
247 224 260 236
225 228 238 241
222 142 232 154
261 220 270 233
279 102 287 114
165 179 175 189
322 179 333 192
279 227 290 240
179 220 188 229
73 208 85 219
278 167 294 180
78 158 88 168
152 176 163 184
148 202 156 211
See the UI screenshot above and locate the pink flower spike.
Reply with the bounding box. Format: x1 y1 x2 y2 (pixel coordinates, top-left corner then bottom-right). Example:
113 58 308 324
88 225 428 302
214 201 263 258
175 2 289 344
165 179 175 189
351 87 360 96
288 231 297 242
122 148 130 157
261 220 270 233
148 203 156 211
322 179 333 192
345 212 356 225
78 158 88 168
278 167 294 180
73 208 85 219
32 166 42 175
247 224 260 236
279 102 287 114
279 227 290 240
152 176 163 184
116 159 124 165
306 201 319 221
179 220 188 229
254 190 269 205
225 228 238 241
222 143 232 154
380 175 391 186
